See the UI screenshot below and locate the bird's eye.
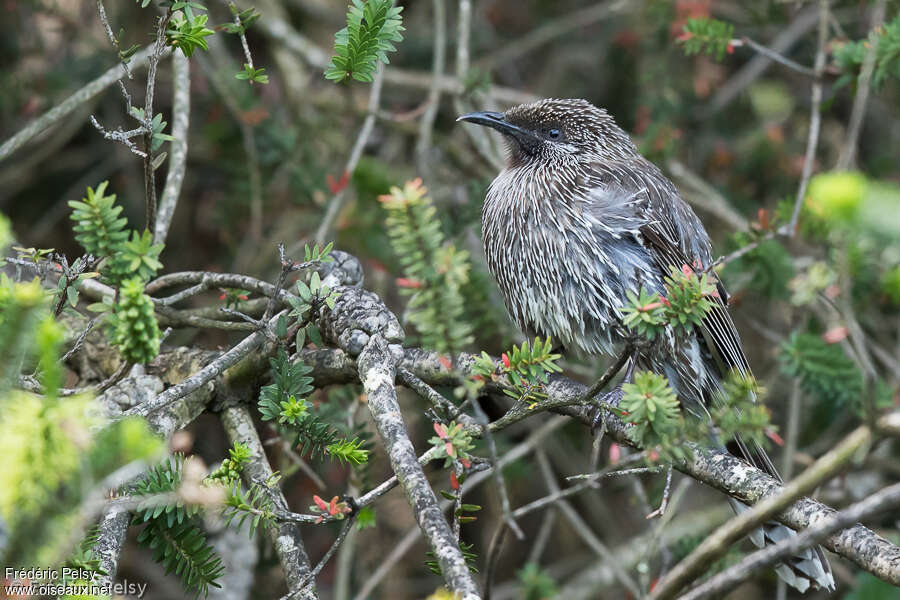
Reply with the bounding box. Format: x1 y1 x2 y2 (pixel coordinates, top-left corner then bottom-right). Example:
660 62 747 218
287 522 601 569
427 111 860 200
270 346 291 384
548 128 561 140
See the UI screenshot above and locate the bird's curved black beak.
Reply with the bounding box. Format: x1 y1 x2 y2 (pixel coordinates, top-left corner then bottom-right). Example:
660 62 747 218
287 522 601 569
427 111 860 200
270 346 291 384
457 111 540 149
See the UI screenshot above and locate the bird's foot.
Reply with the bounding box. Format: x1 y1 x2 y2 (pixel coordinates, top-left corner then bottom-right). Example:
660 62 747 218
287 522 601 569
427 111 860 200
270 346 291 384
590 385 623 434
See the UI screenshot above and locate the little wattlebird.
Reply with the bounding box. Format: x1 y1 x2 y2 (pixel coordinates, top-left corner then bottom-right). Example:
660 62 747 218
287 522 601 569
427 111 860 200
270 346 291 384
458 98 834 593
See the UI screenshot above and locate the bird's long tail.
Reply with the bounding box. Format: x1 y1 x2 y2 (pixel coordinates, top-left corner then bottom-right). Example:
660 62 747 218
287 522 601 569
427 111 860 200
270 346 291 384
727 497 835 592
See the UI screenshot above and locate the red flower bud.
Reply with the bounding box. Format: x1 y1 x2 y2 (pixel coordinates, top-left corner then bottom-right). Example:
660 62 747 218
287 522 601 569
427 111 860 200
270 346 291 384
609 443 621 465
501 353 510 368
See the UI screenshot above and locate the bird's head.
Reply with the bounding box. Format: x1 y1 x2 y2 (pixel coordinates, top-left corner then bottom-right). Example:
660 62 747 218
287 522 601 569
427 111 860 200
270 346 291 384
458 98 636 167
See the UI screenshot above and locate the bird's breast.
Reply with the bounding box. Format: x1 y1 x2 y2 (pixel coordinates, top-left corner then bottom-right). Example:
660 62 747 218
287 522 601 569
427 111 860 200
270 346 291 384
481 169 660 356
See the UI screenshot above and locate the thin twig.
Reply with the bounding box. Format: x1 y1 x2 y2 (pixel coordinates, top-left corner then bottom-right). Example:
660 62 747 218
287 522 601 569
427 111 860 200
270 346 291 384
452 0 504 171
122 317 277 418
535 450 642 597
283 514 358 599
225 0 255 71
474 0 632 71
155 50 191 244
61 318 98 363
315 64 385 245
258 14 537 106
142 10 173 236
0 46 165 162
414 0 446 177
786 0 829 237
645 465 673 519
706 5 820 115
221 405 317 599
580 347 630 403
96 0 134 79
482 521 508 600
836 0 887 170
731 36 817 78
470 394 525 540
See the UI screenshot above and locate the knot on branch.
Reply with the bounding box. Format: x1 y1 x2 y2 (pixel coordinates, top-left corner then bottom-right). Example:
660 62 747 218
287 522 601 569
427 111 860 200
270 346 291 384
314 250 364 289
98 374 164 415
320 285 404 358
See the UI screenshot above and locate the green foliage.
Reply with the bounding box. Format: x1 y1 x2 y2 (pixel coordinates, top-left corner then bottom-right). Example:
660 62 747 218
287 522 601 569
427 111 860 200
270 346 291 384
258 348 314 423
0 389 163 565
381 179 473 354
615 371 772 464
702 373 772 451
429 421 475 468
290 270 340 325
472 337 562 404
662 266 717 333
426 540 478 575
0 276 46 387
621 287 668 340
108 230 164 283
678 17 735 61
325 0 404 83
223 479 278 537
35 316 63 398
69 182 165 289
517 563 559 600
65 527 107 576
502 336 563 387
355 505 376 530
780 333 864 408
235 63 268 84
130 108 176 152
108 277 161 363
68 182 129 258
833 13 900 89
206 442 252 484
882 265 900 305
258 350 369 464
288 248 339 351
136 519 224 598
723 238 794 299
222 6 260 34
805 171 867 224
166 11 215 58
130 455 225 598
845 571 900 600
326 437 370 465
620 371 682 449
622 266 717 338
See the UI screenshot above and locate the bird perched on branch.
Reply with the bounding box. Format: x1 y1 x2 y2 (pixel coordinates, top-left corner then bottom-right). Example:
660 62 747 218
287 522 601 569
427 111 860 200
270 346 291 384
458 98 834 593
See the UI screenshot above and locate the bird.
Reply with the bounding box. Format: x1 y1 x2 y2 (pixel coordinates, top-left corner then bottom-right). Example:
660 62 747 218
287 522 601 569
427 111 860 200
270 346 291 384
458 98 834 593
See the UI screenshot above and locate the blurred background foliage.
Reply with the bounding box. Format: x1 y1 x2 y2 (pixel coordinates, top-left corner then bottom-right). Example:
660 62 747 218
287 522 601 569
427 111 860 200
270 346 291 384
1 0 899 599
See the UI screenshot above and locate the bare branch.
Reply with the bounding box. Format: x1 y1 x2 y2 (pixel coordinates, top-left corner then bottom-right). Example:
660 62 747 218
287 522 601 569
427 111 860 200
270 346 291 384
156 50 191 244
414 0 446 177
0 46 167 162
836 0 888 170
315 64 385 245
786 0 829 237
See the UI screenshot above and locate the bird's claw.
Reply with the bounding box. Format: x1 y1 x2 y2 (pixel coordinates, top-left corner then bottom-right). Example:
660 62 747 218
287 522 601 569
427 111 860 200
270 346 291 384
590 385 624 434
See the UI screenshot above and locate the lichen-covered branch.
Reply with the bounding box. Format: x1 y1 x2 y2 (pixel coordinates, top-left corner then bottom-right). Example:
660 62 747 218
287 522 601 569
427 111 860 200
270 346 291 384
220 405 317 600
